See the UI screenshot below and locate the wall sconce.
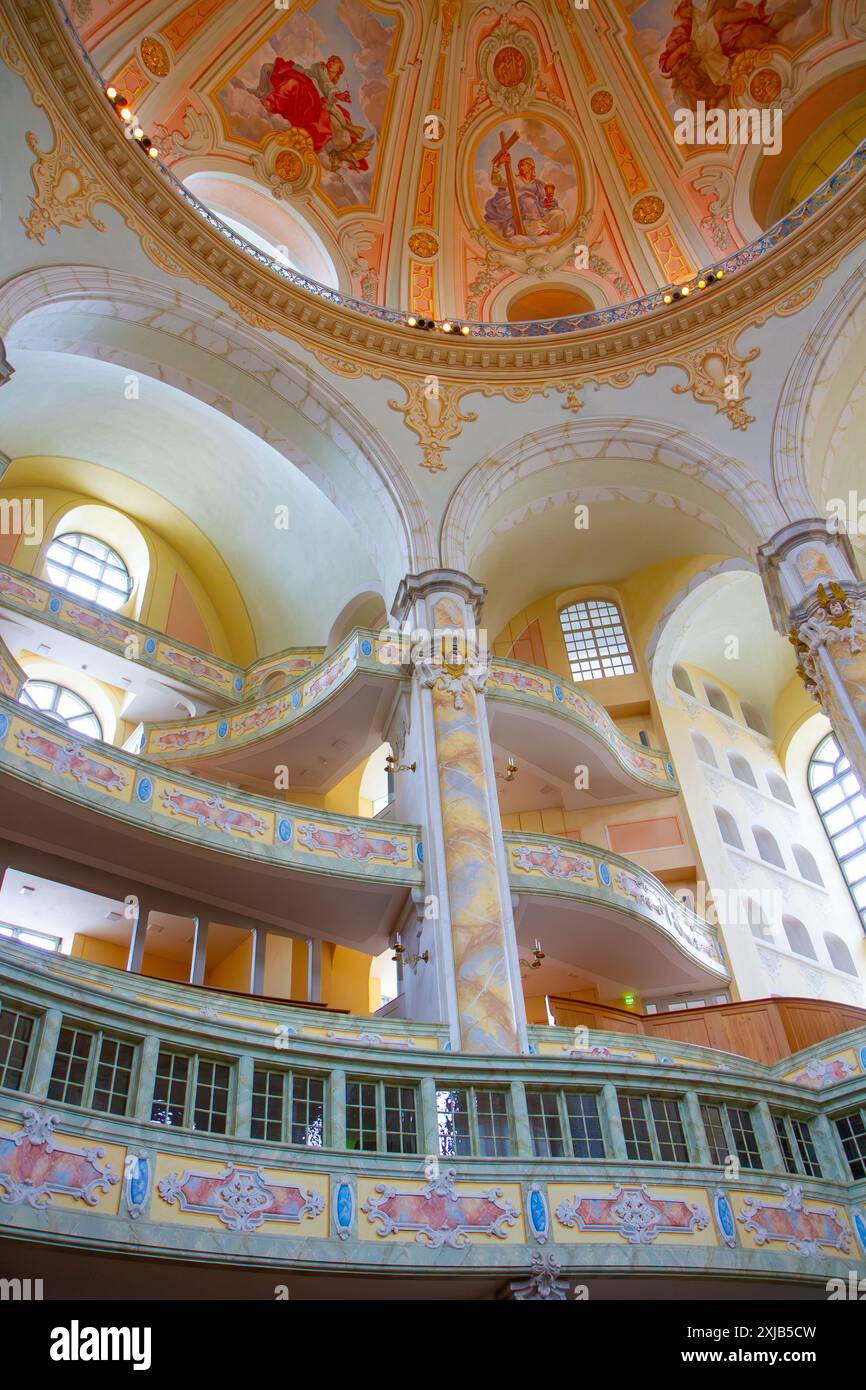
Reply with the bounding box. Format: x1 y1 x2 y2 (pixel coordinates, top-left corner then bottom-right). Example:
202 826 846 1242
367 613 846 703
385 752 416 774
392 933 429 967
519 940 545 971
497 756 517 783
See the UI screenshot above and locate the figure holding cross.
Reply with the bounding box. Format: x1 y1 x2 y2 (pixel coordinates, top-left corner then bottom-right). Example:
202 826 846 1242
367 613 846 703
484 128 567 243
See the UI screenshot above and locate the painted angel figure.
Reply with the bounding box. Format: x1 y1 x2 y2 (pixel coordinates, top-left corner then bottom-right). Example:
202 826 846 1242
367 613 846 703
250 53 374 173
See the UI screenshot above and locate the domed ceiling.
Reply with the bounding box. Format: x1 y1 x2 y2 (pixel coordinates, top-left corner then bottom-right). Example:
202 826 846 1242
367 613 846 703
63 1 866 320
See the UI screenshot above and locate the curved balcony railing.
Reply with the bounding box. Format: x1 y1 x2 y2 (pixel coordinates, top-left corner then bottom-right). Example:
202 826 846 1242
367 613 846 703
0 938 862 1283
504 831 727 975
137 630 406 762
0 693 424 885
0 561 330 704
56 6 866 339
488 658 678 793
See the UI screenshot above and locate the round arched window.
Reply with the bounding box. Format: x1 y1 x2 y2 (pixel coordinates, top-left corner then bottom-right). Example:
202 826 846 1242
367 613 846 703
44 532 132 611
18 681 103 740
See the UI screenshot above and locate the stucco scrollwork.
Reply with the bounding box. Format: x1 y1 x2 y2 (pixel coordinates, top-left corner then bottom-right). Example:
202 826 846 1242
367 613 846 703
669 333 760 430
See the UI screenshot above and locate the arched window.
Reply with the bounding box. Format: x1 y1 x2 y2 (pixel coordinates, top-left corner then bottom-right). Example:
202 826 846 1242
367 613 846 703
792 844 824 887
741 702 767 736
714 806 743 851
673 665 694 697
559 599 635 682
767 772 795 807
808 733 866 930
782 916 817 960
753 826 785 869
18 681 103 739
747 899 772 942
691 733 716 767
728 752 758 787
824 932 858 977
44 532 132 611
704 682 733 718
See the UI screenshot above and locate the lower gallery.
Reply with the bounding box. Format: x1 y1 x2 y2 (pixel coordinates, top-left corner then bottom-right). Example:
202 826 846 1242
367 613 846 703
0 0 864 1307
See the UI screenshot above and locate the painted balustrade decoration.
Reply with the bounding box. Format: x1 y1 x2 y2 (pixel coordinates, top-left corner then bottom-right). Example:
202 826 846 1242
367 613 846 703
487 658 678 792
0 629 25 701
0 693 424 885
504 832 726 974
0 939 863 1276
0 561 327 705
137 630 405 761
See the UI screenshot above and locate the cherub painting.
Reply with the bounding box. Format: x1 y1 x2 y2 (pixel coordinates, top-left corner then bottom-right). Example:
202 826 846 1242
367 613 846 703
631 0 824 113
215 0 397 207
247 52 373 173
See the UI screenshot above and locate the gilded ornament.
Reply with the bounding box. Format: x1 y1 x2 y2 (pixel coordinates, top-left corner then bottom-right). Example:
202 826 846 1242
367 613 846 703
632 195 664 225
492 46 527 89
408 232 439 258
140 37 170 78
478 18 538 114
749 67 782 103
590 90 614 116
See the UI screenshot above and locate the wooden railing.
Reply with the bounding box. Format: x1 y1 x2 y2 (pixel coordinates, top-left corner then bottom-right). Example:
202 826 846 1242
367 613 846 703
546 994 866 1065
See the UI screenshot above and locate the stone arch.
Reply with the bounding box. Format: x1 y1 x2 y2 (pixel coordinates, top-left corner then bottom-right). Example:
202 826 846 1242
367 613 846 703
0 267 437 592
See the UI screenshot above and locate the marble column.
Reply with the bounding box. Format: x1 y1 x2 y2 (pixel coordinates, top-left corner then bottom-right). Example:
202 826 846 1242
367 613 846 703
389 571 527 1055
758 520 866 790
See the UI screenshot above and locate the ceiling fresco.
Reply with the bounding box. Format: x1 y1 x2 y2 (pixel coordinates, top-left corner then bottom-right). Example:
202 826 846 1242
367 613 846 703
75 0 865 321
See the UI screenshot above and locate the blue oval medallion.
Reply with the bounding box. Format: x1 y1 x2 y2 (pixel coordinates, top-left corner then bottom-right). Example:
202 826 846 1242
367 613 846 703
416 842 423 865
361 638 373 657
335 1182 353 1233
855 1211 866 1253
0 713 8 741
599 862 612 887
136 776 153 804
666 761 675 780
234 676 244 692
859 1045 866 1074
715 1192 735 1240
217 720 228 739
145 638 156 655
47 597 60 613
529 1187 548 1237
292 689 301 709
278 818 292 843
553 684 564 702
129 1157 149 1209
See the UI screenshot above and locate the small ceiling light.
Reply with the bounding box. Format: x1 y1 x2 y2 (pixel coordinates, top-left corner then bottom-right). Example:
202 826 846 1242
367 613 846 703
662 292 672 304
118 105 133 122
442 321 452 332
19 884 35 895
407 315 417 327
680 284 691 295
105 86 117 101
715 268 724 279
133 126 144 140
460 324 470 335
148 147 160 158
697 277 707 289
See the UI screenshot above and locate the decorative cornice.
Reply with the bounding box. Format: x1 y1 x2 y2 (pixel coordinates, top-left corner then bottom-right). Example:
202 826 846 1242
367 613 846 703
2 0 865 385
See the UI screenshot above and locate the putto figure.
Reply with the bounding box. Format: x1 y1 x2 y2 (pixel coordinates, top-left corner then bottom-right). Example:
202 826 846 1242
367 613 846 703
250 53 374 172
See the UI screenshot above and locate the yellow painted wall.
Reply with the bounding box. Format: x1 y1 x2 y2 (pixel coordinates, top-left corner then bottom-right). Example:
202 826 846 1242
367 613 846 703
263 932 294 999
1 461 255 662
205 929 254 992
321 942 375 1014
70 933 128 970
141 951 189 982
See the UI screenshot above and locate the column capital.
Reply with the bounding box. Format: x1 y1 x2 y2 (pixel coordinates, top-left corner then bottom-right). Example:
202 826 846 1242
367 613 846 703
391 570 487 625
757 518 862 630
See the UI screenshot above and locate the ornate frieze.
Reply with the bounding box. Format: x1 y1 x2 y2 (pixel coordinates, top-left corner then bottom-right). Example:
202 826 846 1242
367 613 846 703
0 1109 120 1209
555 1184 710 1244
361 1168 519 1248
158 1162 326 1233
737 1186 852 1258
